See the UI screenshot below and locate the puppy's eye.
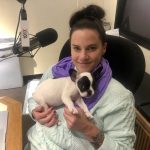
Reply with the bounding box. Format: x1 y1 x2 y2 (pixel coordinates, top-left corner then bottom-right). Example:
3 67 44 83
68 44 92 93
81 85 86 90
77 76 90 92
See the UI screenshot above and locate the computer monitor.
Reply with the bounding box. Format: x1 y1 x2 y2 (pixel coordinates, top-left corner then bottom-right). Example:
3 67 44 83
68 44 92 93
114 0 150 50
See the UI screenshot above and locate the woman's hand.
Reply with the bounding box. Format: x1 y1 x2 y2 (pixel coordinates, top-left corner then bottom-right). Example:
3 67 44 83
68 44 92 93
63 106 104 148
32 105 58 127
63 106 96 133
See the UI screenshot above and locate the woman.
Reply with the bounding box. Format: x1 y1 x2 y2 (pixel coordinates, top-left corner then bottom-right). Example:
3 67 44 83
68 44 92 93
26 5 135 150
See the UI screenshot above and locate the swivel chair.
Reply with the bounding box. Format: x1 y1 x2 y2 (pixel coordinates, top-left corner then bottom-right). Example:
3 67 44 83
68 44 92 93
59 35 145 94
59 35 146 150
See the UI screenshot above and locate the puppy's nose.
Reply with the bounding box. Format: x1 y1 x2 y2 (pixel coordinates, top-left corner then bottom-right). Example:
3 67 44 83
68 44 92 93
87 90 92 96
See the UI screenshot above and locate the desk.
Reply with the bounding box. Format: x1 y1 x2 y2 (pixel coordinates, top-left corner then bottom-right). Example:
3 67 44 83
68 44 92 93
0 96 22 150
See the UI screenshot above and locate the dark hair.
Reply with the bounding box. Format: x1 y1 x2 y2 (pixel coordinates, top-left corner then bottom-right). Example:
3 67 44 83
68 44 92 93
69 5 106 44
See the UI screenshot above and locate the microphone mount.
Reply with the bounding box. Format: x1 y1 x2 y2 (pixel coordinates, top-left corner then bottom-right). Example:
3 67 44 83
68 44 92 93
13 34 42 58
12 0 58 58
13 0 32 58
17 0 27 5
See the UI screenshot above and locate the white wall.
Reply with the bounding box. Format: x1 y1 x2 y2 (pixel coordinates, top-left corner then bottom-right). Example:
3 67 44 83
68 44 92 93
103 0 117 29
0 0 150 75
139 46 150 74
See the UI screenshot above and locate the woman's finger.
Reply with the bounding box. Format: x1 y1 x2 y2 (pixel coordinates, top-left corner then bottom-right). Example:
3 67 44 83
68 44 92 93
39 110 57 125
34 107 54 120
45 117 59 127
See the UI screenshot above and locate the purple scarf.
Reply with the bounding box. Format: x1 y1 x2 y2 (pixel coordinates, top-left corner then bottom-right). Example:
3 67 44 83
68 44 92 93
52 57 112 110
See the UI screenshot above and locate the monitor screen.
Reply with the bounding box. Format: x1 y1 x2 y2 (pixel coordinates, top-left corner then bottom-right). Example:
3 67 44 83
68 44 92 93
115 0 150 50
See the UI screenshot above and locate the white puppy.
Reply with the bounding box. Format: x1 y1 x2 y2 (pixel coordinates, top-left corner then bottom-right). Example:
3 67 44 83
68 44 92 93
32 69 95 118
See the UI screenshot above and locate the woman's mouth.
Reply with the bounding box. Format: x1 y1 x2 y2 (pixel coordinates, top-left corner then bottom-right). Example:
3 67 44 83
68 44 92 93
78 62 91 64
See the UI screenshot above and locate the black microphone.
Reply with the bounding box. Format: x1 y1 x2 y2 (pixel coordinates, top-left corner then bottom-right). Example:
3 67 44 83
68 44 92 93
13 28 58 56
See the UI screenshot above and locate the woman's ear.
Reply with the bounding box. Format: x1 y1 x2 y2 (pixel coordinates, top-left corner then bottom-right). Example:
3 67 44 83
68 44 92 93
102 42 107 55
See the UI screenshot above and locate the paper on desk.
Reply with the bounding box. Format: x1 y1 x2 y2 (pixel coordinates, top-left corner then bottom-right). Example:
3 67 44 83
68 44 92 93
0 103 8 150
0 102 7 111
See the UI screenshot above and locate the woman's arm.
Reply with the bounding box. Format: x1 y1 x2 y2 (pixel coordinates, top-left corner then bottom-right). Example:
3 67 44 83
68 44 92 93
63 92 136 150
28 67 58 127
63 106 104 149
97 92 136 150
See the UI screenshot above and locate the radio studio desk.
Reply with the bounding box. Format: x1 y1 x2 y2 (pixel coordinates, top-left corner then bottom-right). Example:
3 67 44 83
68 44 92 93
0 96 22 150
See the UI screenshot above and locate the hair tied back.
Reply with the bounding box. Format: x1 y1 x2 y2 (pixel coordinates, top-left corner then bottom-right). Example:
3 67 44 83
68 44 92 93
70 5 105 28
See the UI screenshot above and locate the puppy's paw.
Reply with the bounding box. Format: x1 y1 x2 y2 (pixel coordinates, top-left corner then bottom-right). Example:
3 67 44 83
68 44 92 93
68 107 78 114
85 112 93 119
72 108 78 114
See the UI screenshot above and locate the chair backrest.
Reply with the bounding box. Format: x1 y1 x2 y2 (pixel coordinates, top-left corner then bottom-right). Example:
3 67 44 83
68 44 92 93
59 35 145 94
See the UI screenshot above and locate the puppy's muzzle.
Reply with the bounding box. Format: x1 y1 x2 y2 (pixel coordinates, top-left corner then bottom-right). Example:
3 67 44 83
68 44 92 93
87 90 93 97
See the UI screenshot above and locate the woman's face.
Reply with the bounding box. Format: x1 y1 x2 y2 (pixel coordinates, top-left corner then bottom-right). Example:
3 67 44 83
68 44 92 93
71 28 107 73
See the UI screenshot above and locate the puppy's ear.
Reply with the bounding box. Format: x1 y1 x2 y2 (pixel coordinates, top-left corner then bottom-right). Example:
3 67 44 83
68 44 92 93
69 68 77 82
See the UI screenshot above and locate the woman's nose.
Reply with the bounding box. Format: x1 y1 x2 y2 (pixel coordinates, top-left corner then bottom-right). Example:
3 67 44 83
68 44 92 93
79 51 89 60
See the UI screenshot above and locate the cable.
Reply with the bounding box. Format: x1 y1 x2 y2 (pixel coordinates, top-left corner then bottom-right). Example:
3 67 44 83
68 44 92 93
0 55 17 62
13 8 22 49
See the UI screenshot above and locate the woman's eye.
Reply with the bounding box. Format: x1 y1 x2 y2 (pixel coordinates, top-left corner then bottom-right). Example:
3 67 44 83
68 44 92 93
91 47 96 50
73 47 80 51
87 47 97 51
